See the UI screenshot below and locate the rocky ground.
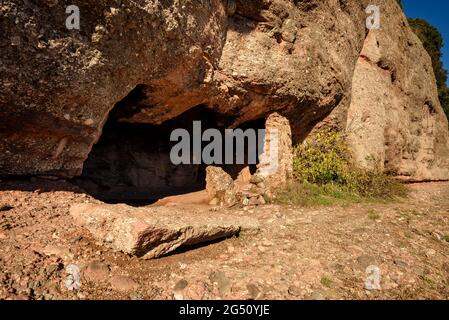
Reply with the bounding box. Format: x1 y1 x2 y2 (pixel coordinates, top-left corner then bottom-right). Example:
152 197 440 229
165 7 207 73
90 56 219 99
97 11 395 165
0 179 448 300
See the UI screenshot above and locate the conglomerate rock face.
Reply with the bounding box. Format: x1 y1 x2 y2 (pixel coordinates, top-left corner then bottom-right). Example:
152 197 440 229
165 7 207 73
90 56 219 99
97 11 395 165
1 0 228 177
323 0 449 181
1 0 448 181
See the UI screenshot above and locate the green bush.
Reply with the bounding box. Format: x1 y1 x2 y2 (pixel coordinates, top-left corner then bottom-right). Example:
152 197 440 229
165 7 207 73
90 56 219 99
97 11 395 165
293 128 350 185
346 168 407 199
279 128 407 206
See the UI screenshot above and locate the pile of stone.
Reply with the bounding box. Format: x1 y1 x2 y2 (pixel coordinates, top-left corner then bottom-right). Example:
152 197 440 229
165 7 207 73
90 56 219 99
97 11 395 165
205 167 272 207
205 113 293 207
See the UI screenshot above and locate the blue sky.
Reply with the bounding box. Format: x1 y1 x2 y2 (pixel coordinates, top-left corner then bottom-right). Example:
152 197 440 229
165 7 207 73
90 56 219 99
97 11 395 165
403 0 449 83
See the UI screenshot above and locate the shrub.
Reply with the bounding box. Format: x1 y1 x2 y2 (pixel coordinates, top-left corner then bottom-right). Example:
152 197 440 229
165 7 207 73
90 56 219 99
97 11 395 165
278 128 407 206
346 168 407 199
293 128 350 185
276 182 362 207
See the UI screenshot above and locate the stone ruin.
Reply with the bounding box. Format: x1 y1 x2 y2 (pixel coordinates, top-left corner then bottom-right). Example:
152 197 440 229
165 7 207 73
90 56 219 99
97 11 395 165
206 113 293 207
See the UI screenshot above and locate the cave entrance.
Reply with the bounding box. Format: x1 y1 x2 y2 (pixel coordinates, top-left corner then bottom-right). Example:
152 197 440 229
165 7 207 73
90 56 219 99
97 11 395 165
74 104 265 206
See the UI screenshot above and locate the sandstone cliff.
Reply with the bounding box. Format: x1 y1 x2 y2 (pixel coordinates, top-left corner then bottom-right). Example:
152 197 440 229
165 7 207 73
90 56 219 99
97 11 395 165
324 0 449 181
1 0 448 182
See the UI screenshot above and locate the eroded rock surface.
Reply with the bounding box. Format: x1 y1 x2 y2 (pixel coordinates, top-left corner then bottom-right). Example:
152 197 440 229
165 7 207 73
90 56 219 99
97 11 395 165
0 0 366 177
0 0 228 177
70 203 259 259
0 0 448 181
256 113 293 189
323 0 449 181
205 166 236 206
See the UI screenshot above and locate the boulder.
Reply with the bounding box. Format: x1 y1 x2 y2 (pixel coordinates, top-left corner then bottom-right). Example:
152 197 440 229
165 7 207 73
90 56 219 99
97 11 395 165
205 166 236 206
70 203 258 259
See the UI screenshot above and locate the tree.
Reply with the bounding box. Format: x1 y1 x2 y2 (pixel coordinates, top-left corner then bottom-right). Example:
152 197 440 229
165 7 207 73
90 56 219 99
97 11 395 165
408 18 449 121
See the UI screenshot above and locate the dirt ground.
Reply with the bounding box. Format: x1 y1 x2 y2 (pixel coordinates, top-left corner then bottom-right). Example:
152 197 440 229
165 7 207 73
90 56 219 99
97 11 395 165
0 179 448 300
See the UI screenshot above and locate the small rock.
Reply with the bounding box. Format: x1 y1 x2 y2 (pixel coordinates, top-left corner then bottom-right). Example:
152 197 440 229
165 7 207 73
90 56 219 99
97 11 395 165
10 36 20 46
174 291 184 300
246 283 261 300
174 279 188 291
65 264 81 291
432 231 443 241
262 240 273 247
288 285 302 297
84 118 94 126
425 249 436 257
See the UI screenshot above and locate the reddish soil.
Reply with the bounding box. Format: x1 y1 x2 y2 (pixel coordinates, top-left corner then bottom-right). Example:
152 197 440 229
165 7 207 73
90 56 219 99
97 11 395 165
0 179 448 300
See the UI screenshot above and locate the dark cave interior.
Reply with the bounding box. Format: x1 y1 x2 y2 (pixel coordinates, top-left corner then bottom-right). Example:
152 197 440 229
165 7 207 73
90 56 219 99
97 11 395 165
73 104 265 206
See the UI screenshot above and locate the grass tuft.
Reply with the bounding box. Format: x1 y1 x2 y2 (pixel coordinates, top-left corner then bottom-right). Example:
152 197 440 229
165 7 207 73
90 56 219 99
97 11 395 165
276 128 408 207
320 276 334 288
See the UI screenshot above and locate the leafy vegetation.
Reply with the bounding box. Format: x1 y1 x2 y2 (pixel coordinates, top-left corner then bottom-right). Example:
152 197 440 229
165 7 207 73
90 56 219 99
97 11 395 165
292 128 350 185
320 276 334 288
276 128 407 207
